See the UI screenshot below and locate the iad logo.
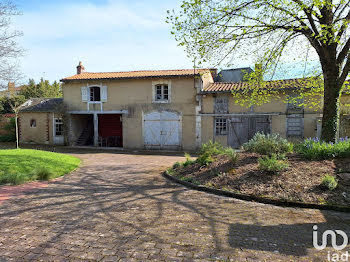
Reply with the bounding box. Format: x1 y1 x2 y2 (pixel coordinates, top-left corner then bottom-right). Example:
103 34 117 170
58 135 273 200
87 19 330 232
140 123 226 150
313 225 348 251
313 225 349 262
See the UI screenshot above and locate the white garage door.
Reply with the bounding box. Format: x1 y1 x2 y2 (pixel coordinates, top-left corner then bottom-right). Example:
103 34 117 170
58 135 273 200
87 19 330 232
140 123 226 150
144 111 181 149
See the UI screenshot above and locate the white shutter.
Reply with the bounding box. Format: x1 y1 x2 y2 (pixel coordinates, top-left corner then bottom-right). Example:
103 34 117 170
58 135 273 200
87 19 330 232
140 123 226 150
101 86 107 102
81 86 88 102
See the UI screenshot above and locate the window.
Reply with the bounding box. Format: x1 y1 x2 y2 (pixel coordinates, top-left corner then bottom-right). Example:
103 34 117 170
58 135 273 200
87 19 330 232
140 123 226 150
215 117 227 135
287 95 304 111
214 97 228 113
155 84 169 101
55 118 63 136
30 119 36 128
90 86 101 102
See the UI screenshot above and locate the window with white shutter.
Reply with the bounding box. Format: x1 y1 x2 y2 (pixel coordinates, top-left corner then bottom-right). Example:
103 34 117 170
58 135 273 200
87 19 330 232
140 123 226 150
81 86 88 102
101 86 107 102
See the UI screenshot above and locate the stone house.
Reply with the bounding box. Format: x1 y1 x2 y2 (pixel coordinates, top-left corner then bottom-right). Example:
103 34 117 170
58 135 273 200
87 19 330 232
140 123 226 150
18 98 64 144
0 82 22 98
18 62 350 150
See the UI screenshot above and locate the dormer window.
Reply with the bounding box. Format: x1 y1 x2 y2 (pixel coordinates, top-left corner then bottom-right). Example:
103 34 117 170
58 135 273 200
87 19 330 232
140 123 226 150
90 86 101 102
155 84 169 101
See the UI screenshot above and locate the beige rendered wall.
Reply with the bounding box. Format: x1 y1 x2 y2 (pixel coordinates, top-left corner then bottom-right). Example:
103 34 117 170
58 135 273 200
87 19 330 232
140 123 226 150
201 116 214 144
62 77 198 150
201 92 323 147
19 112 54 144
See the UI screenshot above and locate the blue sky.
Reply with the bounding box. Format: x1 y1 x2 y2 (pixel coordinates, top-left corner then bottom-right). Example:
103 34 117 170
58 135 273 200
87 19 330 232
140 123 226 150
14 0 198 83
13 0 317 83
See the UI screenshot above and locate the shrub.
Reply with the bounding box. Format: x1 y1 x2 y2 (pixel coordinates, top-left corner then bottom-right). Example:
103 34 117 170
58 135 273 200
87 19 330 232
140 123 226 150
183 153 195 167
297 137 350 160
258 154 289 174
0 133 16 142
243 133 293 155
196 152 213 166
180 176 194 182
166 168 175 175
198 141 225 156
172 162 181 169
3 117 16 133
322 174 338 191
223 147 238 163
196 141 223 166
0 172 27 185
196 141 237 166
0 117 16 142
31 167 53 181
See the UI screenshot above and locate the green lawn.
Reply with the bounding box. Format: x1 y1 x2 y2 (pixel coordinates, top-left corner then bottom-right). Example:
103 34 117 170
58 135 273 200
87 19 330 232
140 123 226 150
0 149 81 185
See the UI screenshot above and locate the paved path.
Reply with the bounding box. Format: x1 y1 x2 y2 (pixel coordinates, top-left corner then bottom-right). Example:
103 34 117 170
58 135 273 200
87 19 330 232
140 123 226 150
0 152 349 262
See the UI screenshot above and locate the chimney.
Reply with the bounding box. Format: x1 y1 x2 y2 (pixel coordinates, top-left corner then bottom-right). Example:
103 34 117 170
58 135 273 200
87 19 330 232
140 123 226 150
76 61 85 75
7 82 15 92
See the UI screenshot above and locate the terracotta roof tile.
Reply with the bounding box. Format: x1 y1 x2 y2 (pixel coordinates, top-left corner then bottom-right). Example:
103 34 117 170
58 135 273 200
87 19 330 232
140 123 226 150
61 69 212 82
202 78 320 93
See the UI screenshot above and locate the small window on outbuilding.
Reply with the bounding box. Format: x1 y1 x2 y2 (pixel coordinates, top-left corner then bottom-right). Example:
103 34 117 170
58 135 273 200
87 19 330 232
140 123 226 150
90 86 101 102
155 84 169 101
30 119 36 128
214 97 228 114
215 117 227 135
55 118 63 136
287 95 304 112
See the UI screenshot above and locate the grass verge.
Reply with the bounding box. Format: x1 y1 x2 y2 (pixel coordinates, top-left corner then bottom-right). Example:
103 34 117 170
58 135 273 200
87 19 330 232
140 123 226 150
0 149 81 185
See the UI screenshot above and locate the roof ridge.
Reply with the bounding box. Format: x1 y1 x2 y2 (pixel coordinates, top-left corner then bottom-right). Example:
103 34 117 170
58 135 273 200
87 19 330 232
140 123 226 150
79 68 211 74
211 77 314 85
61 68 214 82
211 82 248 84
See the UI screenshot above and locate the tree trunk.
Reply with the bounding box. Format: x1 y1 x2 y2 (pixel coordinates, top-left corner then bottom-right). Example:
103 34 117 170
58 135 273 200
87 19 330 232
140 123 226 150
15 112 19 149
321 77 341 142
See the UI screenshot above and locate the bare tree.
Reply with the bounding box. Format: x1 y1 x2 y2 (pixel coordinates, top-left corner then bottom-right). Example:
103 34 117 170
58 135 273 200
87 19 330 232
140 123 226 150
9 96 21 148
0 0 23 89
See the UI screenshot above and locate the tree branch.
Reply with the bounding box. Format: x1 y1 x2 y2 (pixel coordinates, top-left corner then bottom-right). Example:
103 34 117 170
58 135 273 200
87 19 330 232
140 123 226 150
338 58 350 86
337 37 350 64
335 9 350 42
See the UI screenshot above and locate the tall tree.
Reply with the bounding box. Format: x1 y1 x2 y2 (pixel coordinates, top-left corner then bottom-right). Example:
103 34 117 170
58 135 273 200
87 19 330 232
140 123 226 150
9 95 21 148
0 95 25 114
19 78 62 99
168 0 350 142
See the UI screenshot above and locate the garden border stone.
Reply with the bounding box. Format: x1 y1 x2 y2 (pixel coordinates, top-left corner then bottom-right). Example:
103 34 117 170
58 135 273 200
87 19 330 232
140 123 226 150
163 172 350 213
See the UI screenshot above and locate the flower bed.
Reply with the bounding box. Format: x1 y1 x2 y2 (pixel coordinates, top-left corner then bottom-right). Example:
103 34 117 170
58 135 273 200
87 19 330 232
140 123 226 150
166 139 350 209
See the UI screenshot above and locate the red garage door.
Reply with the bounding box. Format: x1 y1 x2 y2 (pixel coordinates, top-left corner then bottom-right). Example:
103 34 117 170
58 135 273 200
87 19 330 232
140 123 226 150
98 114 123 147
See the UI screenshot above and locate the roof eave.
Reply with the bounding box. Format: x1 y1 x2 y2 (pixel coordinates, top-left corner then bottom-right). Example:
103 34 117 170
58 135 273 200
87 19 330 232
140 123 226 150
19 110 59 113
201 86 306 94
60 74 202 83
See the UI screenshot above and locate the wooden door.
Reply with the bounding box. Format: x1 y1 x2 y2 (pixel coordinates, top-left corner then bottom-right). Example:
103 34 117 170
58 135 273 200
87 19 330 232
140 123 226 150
228 116 271 148
286 114 303 138
228 117 249 148
253 116 271 138
144 111 181 149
